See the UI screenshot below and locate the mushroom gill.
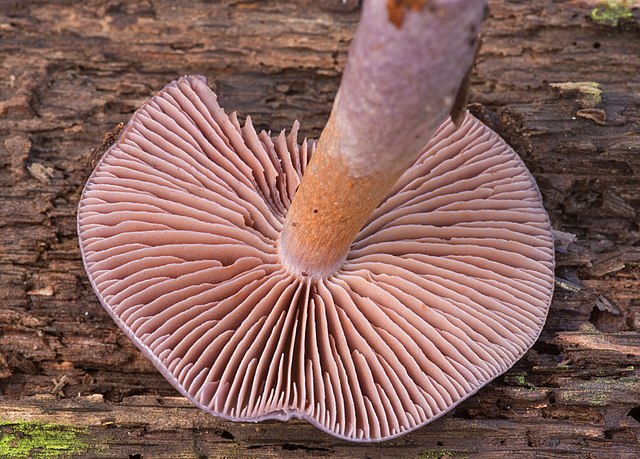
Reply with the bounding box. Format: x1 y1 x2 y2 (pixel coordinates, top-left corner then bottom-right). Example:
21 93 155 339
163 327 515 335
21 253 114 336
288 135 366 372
78 75 554 442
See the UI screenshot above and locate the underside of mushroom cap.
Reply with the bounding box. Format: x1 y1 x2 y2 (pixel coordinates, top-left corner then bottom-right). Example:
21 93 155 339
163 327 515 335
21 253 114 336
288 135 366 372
77 75 555 442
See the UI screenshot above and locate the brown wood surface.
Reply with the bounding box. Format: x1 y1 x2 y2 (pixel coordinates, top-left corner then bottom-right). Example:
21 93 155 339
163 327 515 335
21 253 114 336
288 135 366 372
1 1 640 458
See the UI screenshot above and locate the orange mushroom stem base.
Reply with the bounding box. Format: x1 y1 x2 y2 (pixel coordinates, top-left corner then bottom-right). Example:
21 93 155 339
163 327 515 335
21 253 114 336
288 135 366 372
278 0 486 279
279 119 404 279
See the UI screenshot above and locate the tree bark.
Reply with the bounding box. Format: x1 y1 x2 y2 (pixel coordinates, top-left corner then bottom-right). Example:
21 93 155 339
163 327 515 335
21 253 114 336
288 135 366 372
1 0 639 457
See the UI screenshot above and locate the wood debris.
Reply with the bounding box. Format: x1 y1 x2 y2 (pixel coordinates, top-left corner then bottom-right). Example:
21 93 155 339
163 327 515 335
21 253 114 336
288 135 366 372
27 163 55 183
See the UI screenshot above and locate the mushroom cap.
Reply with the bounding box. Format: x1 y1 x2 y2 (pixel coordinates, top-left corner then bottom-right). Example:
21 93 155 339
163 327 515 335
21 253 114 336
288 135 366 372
78 75 555 442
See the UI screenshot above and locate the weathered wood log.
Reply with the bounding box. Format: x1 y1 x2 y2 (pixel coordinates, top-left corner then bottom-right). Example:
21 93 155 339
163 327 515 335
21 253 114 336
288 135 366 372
1 0 639 457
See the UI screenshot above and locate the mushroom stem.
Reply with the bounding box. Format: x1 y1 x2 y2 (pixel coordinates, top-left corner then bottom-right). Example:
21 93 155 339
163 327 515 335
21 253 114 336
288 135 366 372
279 0 486 278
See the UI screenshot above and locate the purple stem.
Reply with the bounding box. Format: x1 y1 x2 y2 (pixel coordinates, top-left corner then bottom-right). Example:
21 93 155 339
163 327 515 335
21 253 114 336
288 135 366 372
327 0 487 175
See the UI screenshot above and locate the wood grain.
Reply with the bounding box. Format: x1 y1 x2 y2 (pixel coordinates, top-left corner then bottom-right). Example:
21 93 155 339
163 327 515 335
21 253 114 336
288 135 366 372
1 0 639 457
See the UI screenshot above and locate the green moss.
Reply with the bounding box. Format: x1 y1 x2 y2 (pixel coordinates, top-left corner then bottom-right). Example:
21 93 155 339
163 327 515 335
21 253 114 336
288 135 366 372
559 376 640 406
420 449 469 459
549 81 602 108
0 422 89 459
577 84 602 107
504 372 532 389
591 0 634 26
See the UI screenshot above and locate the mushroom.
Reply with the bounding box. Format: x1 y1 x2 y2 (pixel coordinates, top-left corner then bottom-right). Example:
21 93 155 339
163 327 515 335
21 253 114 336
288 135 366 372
78 0 554 442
